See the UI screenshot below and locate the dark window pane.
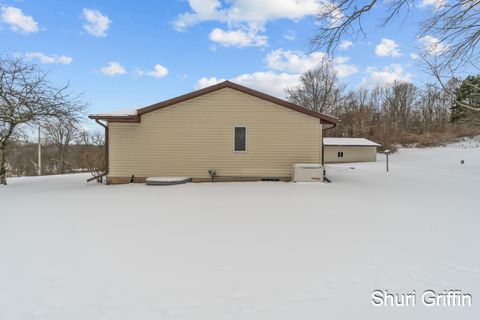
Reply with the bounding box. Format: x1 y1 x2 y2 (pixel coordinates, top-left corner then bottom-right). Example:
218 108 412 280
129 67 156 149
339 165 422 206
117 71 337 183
234 127 246 151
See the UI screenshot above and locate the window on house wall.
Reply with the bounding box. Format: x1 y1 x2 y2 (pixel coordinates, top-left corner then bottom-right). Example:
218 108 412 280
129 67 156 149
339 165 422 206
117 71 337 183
234 126 247 152
337 151 344 158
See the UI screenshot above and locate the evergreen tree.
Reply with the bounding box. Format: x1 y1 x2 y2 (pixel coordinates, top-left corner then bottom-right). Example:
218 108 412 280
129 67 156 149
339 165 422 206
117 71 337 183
451 75 480 124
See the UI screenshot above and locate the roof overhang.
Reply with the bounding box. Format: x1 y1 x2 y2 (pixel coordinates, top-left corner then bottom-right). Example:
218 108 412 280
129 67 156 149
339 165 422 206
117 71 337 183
324 144 381 147
323 138 381 147
88 114 140 123
88 81 340 125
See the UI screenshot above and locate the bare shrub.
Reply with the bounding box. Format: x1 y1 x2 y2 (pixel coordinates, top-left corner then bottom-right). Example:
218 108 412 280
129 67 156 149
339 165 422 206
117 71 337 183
79 131 105 178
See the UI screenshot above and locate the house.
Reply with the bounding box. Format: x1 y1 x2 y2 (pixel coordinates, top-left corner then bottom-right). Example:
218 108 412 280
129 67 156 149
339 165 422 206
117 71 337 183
324 138 381 163
89 81 339 184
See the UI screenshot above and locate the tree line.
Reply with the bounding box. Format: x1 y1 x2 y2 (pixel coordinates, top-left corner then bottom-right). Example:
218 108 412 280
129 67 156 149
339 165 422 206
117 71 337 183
0 55 104 184
287 59 480 151
4 129 104 178
311 0 480 117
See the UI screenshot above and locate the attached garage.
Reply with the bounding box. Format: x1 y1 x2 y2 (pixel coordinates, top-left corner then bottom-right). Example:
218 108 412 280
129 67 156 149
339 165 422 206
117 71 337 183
324 138 380 163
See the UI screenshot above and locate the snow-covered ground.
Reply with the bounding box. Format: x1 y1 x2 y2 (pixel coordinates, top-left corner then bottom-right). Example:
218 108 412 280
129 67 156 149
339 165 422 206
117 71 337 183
1 142 479 319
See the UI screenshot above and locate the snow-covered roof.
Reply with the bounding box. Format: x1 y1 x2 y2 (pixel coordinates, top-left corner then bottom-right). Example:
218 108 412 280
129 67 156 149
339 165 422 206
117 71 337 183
323 138 381 147
89 108 138 117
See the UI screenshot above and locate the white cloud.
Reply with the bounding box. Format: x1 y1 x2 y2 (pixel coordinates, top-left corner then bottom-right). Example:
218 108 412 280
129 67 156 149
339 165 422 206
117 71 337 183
147 64 169 78
265 49 357 78
333 56 359 78
283 29 296 41
375 38 401 57
266 49 326 73
339 40 353 51
410 53 419 60
318 1 345 28
196 71 301 98
359 64 413 88
174 0 326 31
196 46 360 99
232 72 301 97
0 6 38 33
82 8 111 37
173 0 223 31
25 52 73 64
99 61 126 76
136 64 169 78
418 35 447 55
174 0 339 47
196 76 226 89
209 28 267 47
417 0 447 10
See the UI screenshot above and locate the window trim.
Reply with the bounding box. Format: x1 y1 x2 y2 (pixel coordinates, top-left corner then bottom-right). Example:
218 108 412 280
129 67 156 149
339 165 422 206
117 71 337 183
233 125 248 153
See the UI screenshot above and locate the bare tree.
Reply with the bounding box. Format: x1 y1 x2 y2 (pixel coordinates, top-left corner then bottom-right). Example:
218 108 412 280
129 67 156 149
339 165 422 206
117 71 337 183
311 0 480 112
333 89 377 137
0 55 86 185
420 0 480 73
384 82 418 132
43 120 80 174
421 55 479 112
286 58 344 115
418 83 453 131
312 0 412 53
79 130 105 179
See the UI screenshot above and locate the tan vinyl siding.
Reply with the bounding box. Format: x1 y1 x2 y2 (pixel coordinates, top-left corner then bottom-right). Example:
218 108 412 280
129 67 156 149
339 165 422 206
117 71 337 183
324 146 377 163
108 87 322 179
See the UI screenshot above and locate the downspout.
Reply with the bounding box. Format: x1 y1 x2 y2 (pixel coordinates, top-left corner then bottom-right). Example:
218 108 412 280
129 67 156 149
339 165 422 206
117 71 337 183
321 130 325 167
95 119 108 175
322 126 326 182
322 122 337 182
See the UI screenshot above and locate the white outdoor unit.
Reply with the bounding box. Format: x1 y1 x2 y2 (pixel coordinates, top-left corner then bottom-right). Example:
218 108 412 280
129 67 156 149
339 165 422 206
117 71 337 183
292 164 324 182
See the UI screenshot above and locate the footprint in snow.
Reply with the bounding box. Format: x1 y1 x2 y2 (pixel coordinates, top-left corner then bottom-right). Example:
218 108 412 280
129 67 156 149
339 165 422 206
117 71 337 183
372 257 383 266
48 278 68 289
282 292 333 304
92 289 123 309
318 291 335 299
42 296 63 308
217 266 238 276
375 275 394 288
226 304 270 315
408 273 441 286
407 265 422 271
325 277 343 288
218 291 252 299
151 303 199 317
442 262 480 275
27 303 50 318
151 306 184 317
283 293 307 303
350 277 366 284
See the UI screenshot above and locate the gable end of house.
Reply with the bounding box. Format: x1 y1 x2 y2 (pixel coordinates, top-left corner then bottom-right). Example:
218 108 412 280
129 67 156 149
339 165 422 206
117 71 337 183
88 81 339 125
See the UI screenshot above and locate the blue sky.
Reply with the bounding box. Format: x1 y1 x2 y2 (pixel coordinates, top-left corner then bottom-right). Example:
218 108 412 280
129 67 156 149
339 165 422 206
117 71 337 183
0 0 443 122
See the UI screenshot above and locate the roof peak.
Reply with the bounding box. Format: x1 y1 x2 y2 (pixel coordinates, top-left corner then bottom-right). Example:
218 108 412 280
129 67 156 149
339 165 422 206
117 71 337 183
89 80 339 125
